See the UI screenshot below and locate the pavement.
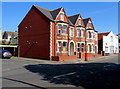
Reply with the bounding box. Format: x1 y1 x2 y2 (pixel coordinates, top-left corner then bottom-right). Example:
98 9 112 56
12 54 119 64
2 54 120 88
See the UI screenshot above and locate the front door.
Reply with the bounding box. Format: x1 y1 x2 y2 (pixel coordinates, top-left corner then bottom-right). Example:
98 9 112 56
70 42 74 55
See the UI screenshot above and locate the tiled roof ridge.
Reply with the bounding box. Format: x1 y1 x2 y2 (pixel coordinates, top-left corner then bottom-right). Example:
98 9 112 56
68 14 80 17
33 5 51 11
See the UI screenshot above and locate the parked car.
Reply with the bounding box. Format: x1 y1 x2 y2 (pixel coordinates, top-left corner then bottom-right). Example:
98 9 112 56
0 50 12 59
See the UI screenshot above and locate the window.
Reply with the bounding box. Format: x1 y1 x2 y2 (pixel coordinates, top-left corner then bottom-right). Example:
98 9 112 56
105 47 108 52
78 19 81 25
93 32 95 39
111 36 113 42
58 24 62 34
63 25 67 34
61 13 64 21
63 42 67 47
77 43 80 52
70 28 74 37
88 44 91 52
81 43 84 52
63 42 67 51
92 44 94 52
81 29 84 37
58 42 62 52
76 29 80 37
88 31 91 38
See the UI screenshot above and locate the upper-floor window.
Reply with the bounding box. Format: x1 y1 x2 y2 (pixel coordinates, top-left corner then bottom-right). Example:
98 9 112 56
63 25 67 34
78 19 81 25
88 31 91 38
81 29 84 37
70 28 74 37
61 13 64 21
93 32 95 39
77 43 80 52
58 24 62 34
76 29 80 37
111 36 113 42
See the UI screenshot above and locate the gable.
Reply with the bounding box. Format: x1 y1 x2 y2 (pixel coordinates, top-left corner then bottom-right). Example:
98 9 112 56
55 8 68 23
75 15 84 27
86 19 94 29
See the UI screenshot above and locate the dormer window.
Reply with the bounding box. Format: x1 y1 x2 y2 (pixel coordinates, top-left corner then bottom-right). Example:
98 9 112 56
61 13 64 21
78 19 81 26
111 36 113 42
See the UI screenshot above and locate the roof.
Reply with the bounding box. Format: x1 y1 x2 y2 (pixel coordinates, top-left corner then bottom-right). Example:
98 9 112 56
68 14 80 25
50 7 62 20
4 31 17 35
98 32 110 40
83 18 90 27
34 5 54 21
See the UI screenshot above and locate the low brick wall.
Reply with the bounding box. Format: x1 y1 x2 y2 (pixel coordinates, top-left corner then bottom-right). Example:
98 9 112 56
52 55 77 61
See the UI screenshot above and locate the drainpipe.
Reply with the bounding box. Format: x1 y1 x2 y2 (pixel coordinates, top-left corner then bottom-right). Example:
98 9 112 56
54 21 56 56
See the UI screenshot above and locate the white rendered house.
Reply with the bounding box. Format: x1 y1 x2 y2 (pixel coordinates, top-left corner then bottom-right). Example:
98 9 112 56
98 31 119 55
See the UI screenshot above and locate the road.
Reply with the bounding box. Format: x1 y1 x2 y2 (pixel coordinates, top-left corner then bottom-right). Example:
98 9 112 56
2 54 120 89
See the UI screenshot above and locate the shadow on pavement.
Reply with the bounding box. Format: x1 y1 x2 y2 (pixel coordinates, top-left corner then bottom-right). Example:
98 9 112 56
24 63 120 89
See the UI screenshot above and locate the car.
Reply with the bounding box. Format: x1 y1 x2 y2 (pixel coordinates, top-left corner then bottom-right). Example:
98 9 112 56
0 50 12 59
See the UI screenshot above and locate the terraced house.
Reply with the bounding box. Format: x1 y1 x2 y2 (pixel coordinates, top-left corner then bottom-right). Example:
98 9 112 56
18 5 98 61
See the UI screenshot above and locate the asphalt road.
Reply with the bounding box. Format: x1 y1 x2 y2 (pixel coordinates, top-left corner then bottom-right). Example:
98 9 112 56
2 54 120 89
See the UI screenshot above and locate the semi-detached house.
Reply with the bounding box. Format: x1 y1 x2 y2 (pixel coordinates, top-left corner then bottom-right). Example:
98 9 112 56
18 5 98 61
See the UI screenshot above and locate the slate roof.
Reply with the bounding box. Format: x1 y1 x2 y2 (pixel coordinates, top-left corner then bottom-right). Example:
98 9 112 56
83 18 90 27
50 7 62 20
34 5 54 21
33 5 97 30
98 32 110 40
68 14 80 25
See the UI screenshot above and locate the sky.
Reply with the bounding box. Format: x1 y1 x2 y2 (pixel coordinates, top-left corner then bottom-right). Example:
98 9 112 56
2 2 118 34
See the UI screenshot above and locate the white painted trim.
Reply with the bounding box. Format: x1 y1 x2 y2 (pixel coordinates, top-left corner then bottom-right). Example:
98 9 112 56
68 40 76 55
50 22 53 59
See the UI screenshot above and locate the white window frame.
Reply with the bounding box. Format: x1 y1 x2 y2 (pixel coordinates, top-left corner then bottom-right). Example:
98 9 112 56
88 31 91 38
81 43 84 52
81 29 84 37
58 41 62 52
61 13 64 21
76 29 80 37
77 43 80 52
88 44 91 53
63 25 67 34
78 19 81 25
70 28 74 37
58 24 62 35
111 36 113 42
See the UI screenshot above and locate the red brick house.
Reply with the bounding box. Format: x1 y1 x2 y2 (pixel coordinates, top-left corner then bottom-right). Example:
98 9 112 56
18 5 98 61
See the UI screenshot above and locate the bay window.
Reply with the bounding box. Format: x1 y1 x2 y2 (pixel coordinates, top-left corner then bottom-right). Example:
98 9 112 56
70 28 74 37
58 24 62 35
76 29 80 37
63 25 67 34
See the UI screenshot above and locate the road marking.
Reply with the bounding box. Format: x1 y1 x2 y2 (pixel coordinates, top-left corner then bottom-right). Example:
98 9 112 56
53 72 76 78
